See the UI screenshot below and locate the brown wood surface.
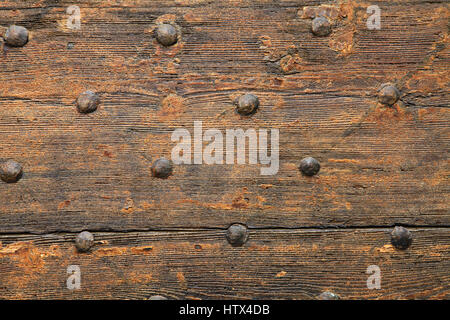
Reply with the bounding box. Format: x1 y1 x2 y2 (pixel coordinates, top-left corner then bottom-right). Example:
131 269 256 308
0 228 449 299
0 0 449 299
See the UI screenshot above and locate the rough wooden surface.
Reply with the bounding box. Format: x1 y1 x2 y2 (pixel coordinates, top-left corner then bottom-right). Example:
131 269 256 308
0 0 449 299
0 228 449 299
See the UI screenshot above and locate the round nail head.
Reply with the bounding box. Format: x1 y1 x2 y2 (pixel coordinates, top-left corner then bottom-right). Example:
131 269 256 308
236 93 259 115
391 226 412 250
155 24 178 46
75 231 94 252
151 158 173 179
226 223 249 247
4 25 29 47
378 84 400 105
0 160 23 183
76 90 100 114
299 157 320 176
311 16 332 37
318 291 339 300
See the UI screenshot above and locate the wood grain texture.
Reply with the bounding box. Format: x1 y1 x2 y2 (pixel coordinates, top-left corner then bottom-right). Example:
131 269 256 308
0 228 449 299
0 1 449 232
0 0 449 299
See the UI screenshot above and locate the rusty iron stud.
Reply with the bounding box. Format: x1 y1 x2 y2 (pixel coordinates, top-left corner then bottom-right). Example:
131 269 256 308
148 295 168 300
155 24 178 47
0 159 23 183
4 25 29 47
236 93 259 115
75 231 94 252
151 157 173 179
318 291 339 300
76 90 100 114
391 226 412 250
226 223 249 247
299 157 320 176
311 16 332 37
378 83 400 106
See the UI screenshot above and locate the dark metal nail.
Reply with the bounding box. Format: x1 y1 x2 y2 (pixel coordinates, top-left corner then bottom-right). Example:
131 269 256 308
4 25 29 47
76 90 100 114
0 159 23 183
311 16 332 37
148 295 168 300
226 223 249 247
299 157 320 176
378 83 400 106
391 226 412 250
318 291 339 300
155 24 178 47
236 93 259 115
151 157 173 179
75 231 94 252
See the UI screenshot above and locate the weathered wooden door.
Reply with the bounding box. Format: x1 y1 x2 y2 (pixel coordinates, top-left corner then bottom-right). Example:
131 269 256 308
0 0 448 300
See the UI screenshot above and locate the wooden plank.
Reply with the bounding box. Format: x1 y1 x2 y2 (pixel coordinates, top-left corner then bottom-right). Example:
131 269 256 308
0 1 449 233
0 228 448 299
0 0 448 300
